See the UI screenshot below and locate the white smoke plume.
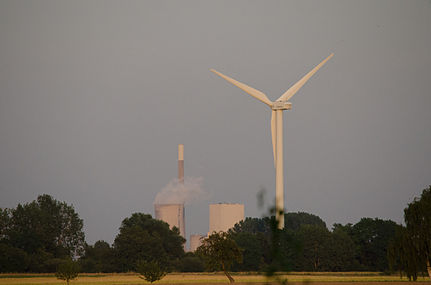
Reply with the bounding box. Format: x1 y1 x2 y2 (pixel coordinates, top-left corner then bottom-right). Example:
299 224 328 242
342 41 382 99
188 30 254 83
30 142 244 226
154 176 208 205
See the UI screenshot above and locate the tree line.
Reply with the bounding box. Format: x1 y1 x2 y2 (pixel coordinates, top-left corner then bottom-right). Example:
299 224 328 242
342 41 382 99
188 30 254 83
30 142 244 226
227 213 398 272
0 186 430 278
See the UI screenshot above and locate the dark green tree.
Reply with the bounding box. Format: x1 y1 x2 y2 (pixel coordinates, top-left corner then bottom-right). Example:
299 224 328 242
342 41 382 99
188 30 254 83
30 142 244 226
55 259 80 285
0 243 29 272
329 226 357 271
0 208 10 240
388 225 424 280
177 252 205 272
332 223 353 235
230 231 267 271
346 217 398 271
229 212 322 272
79 240 117 273
404 186 431 279
196 231 242 283
136 260 167 283
11 195 84 258
296 224 331 271
389 186 431 279
113 213 185 272
285 212 327 231
231 217 271 236
0 195 85 272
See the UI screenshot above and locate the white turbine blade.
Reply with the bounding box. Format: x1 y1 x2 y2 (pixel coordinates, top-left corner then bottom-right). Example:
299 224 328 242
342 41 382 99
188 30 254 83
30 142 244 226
271 110 276 168
210 69 273 107
277 53 334 102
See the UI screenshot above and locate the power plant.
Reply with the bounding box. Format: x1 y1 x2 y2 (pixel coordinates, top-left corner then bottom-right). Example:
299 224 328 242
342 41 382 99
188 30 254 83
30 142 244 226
178 144 184 184
209 203 244 234
189 234 205 252
154 144 186 239
154 144 245 251
154 203 185 238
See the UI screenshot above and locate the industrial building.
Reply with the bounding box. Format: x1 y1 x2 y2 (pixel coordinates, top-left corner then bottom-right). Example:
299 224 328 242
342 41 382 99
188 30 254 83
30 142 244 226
154 203 185 238
208 203 244 234
154 145 186 240
154 145 245 252
189 234 205 252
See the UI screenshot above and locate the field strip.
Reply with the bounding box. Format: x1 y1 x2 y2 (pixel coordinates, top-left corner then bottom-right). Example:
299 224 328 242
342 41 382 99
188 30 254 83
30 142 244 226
0 273 429 285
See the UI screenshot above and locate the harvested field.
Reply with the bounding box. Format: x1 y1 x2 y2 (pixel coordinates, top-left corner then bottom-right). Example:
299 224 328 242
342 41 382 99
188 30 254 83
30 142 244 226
0 272 429 285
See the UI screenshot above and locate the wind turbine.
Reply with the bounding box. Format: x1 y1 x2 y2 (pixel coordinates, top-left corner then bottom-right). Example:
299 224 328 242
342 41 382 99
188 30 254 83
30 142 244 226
211 53 333 229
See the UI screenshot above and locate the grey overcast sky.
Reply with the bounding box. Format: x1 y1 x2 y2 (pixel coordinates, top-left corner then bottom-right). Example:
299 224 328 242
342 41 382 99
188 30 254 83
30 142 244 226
1 0 430 245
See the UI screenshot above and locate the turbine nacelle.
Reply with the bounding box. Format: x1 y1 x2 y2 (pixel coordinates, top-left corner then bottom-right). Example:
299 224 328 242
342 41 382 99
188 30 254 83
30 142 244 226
272 101 292 110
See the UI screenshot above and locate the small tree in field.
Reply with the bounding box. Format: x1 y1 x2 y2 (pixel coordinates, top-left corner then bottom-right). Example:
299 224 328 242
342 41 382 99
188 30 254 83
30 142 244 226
196 231 242 283
55 259 79 285
136 260 167 283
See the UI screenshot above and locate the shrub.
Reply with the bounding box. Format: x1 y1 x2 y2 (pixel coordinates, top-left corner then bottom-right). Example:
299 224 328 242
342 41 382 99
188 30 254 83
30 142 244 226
55 259 80 285
136 260 167 283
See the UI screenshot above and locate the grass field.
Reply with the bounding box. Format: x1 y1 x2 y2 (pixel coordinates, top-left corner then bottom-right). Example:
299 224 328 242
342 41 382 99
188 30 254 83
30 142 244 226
0 272 429 285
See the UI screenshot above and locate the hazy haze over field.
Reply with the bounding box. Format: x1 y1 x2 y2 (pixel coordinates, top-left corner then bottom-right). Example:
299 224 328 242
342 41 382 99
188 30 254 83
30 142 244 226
1 0 430 244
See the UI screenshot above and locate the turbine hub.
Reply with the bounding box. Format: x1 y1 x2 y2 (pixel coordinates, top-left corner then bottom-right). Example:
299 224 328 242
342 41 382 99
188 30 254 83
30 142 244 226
272 101 292 110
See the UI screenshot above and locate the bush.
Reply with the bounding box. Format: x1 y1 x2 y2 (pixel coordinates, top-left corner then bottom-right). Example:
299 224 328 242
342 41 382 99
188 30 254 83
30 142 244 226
178 253 205 272
136 260 167 283
55 259 80 285
0 243 29 272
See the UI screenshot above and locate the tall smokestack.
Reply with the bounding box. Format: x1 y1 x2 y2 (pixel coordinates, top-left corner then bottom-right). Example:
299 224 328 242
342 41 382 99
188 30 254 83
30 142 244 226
177 144 185 250
178 144 184 184
154 144 187 250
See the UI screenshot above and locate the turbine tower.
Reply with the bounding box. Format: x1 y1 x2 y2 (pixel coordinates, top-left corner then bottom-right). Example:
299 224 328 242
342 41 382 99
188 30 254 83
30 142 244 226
211 53 333 229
